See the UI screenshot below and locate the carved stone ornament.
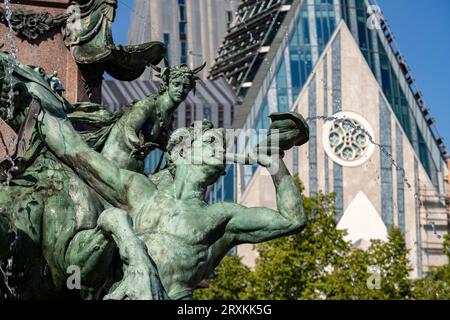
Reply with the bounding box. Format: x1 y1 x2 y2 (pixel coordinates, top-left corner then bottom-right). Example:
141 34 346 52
322 111 375 168
0 6 68 41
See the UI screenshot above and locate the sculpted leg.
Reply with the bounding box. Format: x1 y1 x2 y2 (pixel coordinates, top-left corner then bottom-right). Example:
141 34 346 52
64 207 168 300
63 207 168 300
64 225 116 298
96 207 168 300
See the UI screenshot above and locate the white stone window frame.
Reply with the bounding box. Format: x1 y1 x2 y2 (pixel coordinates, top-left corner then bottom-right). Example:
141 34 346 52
322 111 376 168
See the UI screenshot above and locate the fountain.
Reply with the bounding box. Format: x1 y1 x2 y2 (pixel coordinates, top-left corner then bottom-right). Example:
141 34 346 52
0 0 18 299
0 47 310 299
0 0 442 301
0 0 310 300
3 0 17 120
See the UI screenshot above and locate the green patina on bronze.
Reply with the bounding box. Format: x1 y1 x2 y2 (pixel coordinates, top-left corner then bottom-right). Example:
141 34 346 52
61 0 167 98
62 0 165 78
0 16 309 299
67 63 207 172
0 0 167 100
0 52 206 298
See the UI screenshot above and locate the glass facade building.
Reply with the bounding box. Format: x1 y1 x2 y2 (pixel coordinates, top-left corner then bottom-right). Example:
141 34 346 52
126 0 445 207
128 0 240 80
207 0 448 275
225 0 446 196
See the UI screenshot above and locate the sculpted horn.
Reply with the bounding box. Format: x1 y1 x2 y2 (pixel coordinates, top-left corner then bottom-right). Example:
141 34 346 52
163 56 170 68
192 62 207 74
151 65 162 73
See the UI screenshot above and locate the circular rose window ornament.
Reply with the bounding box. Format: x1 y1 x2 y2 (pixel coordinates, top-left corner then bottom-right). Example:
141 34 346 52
322 111 375 167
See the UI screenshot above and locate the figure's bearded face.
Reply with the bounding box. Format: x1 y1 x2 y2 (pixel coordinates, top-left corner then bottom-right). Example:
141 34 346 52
168 76 192 104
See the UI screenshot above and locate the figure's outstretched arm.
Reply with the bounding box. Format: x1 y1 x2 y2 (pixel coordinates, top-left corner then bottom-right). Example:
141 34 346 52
37 98 156 208
211 155 306 246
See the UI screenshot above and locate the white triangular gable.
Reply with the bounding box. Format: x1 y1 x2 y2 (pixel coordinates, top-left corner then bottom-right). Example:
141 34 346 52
337 191 388 245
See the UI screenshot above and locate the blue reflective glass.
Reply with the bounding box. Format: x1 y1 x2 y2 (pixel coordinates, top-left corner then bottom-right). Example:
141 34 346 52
179 5 186 21
144 149 165 175
355 0 365 10
179 23 186 34
276 58 289 112
181 41 187 55
164 33 170 45
276 58 287 89
262 101 269 129
223 165 235 202
418 128 431 177
316 15 323 46
289 35 301 97
322 12 330 45
203 106 211 120
302 13 310 45
358 20 368 49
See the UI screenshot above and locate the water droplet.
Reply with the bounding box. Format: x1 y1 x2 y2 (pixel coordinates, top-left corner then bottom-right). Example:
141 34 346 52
3 0 18 121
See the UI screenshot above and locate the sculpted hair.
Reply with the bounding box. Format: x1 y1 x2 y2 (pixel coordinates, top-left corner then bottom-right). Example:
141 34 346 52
165 119 214 175
152 62 206 96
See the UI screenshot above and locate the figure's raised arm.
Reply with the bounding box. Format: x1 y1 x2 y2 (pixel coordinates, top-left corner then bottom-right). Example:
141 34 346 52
120 97 155 150
36 97 155 208
211 155 306 246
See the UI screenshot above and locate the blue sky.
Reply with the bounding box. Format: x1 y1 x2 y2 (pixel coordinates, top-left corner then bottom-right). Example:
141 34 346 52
112 0 450 149
377 0 450 151
112 0 134 45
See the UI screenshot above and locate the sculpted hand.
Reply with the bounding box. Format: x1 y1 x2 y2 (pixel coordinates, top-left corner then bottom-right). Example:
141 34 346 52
125 131 154 159
255 144 283 167
127 131 159 160
253 144 283 175
136 141 159 155
125 131 140 153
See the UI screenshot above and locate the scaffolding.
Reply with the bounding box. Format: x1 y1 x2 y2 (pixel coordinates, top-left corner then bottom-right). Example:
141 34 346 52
209 0 291 97
417 180 449 273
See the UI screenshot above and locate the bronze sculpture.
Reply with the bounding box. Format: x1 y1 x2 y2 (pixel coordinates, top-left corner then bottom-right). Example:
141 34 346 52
0 1 310 300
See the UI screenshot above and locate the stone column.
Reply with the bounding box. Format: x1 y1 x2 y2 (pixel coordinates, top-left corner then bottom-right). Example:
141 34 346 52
0 0 94 103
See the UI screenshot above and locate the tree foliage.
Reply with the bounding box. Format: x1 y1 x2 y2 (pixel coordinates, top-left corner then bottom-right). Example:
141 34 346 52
194 255 252 300
195 174 448 300
413 234 450 300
